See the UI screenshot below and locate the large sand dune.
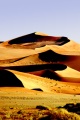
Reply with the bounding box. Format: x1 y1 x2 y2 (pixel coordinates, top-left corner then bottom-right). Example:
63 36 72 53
0 32 80 110
2 32 70 48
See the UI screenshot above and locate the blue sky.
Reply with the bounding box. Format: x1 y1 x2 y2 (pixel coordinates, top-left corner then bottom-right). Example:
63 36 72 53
0 0 80 43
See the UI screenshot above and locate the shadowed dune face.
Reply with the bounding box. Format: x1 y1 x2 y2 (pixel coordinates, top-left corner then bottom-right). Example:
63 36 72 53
39 50 68 62
1 64 67 72
0 41 3 43
29 69 80 83
38 50 76 63
30 70 61 80
41 70 80 83
40 70 61 80
29 69 80 82
38 50 80 71
8 33 45 44
0 70 23 87
55 37 70 45
3 32 70 49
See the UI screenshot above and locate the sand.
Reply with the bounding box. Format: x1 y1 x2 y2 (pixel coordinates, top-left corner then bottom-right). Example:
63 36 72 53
0 32 80 119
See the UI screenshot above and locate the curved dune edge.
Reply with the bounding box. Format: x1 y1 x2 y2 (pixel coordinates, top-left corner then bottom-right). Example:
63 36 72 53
55 66 80 83
49 41 80 53
0 87 80 108
62 40 80 51
29 68 80 83
6 69 80 94
56 66 80 78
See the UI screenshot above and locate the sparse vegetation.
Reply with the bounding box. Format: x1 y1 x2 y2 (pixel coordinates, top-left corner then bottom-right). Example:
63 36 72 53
0 105 79 120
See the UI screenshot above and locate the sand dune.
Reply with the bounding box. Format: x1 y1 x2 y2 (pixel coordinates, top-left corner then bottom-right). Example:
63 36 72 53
62 40 80 51
0 60 80 83
3 69 79 95
0 46 40 60
49 40 80 55
0 32 80 112
2 32 70 49
55 67 80 82
1 63 80 83
0 49 80 72
29 68 80 83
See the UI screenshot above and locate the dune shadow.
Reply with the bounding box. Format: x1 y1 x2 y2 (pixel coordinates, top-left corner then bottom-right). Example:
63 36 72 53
39 70 80 83
55 37 70 46
0 41 3 43
0 70 24 87
8 32 70 46
41 70 61 80
38 50 80 66
8 33 45 44
39 50 68 62
3 64 67 72
31 88 43 92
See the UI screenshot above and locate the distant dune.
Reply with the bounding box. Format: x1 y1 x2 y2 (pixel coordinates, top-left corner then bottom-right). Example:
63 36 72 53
2 32 70 49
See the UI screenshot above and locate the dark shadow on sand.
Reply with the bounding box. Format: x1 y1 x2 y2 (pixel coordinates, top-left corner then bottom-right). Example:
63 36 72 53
8 32 70 46
2 64 67 72
0 70 24 87
39 50 68 62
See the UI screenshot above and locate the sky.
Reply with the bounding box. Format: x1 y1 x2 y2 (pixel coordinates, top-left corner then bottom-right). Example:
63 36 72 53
0 0 80 43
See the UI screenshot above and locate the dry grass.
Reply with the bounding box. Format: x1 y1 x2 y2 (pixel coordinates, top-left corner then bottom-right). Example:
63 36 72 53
0 106 79 120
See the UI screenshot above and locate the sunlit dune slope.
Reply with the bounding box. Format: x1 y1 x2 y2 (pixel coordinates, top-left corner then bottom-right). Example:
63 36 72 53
62 40 80 51
56 67 80 79
55 67 80 83
3 69 79 94
0 46 42 60
29 67 80 83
